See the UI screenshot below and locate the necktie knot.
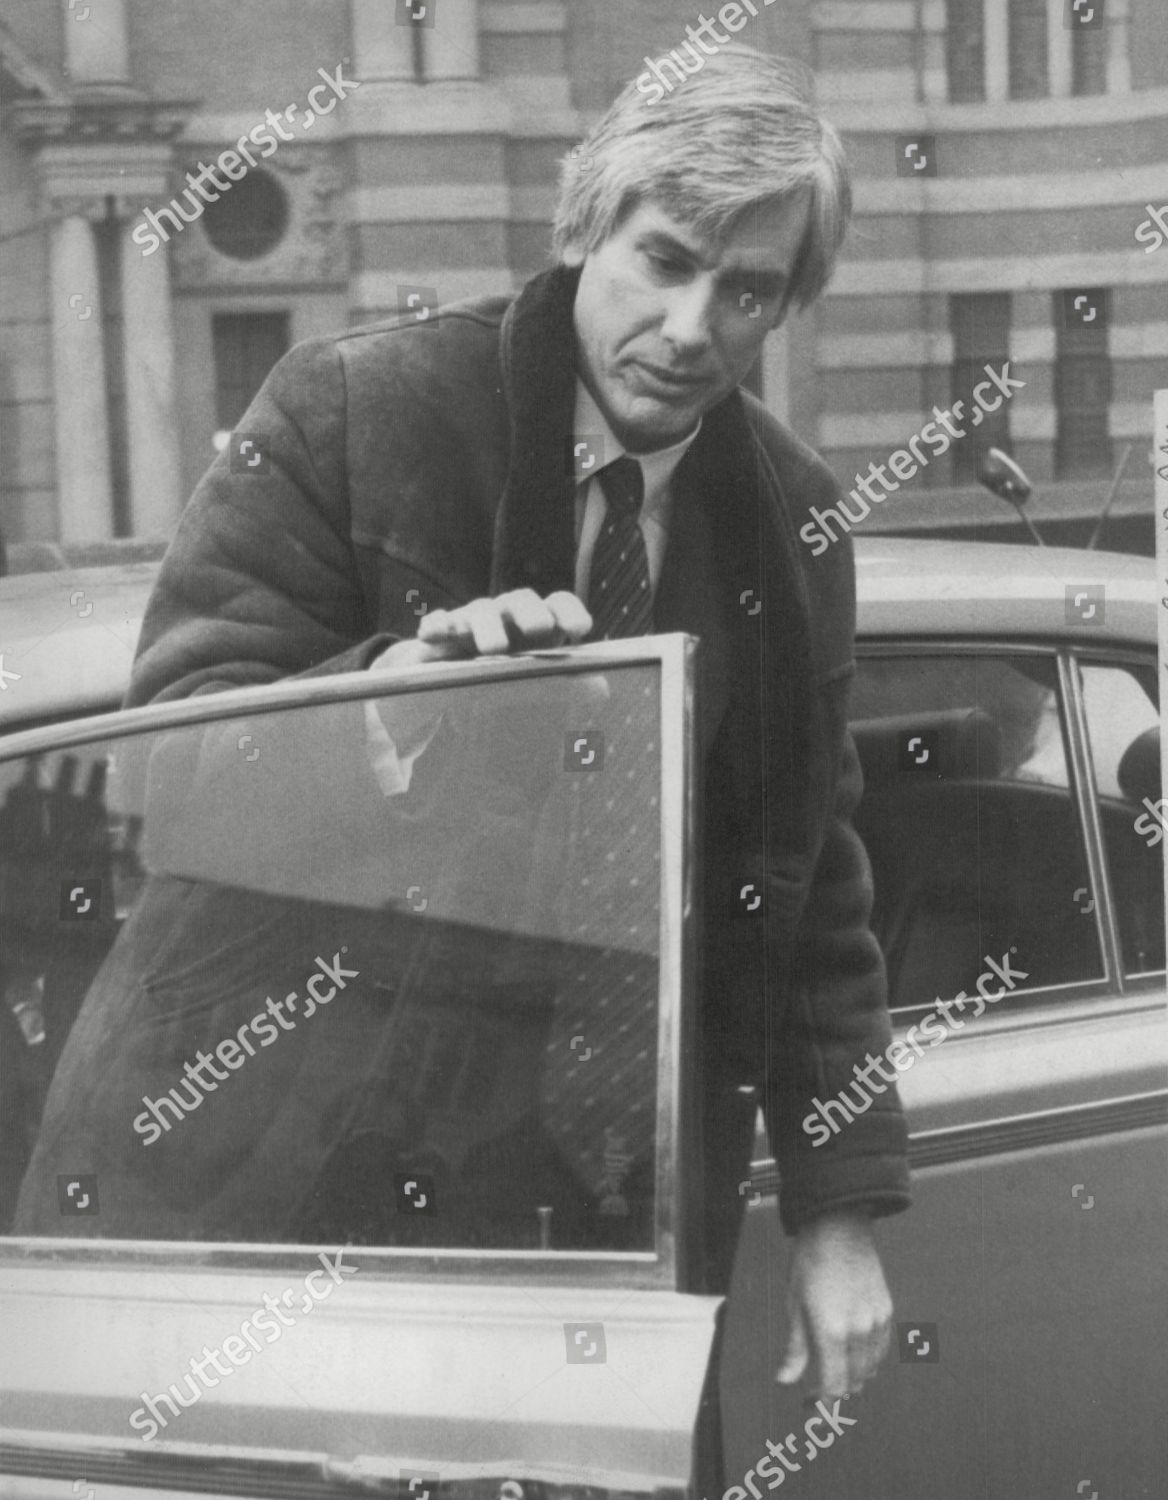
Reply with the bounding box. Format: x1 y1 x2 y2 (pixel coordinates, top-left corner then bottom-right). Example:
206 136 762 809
597 455 644 519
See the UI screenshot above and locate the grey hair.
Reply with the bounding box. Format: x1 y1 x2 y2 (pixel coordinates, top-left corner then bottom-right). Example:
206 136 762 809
552 45 851 310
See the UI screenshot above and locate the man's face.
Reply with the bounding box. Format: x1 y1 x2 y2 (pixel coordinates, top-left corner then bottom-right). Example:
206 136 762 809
569 193 811 453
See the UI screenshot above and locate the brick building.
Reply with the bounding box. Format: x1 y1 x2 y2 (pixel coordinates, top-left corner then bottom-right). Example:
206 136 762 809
0 0 1165 552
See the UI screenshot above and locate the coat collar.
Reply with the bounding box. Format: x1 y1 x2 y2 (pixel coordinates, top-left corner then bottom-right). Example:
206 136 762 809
491 263 582 597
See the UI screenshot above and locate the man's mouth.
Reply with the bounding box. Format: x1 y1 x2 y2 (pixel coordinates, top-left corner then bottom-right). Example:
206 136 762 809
632 361 709 395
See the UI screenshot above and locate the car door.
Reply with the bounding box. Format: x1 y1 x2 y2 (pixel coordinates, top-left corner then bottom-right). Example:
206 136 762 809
0 635 721 1500
722 639 1168 1500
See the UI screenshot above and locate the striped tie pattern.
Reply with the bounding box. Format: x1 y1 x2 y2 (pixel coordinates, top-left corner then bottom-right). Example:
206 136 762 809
587 456 653 640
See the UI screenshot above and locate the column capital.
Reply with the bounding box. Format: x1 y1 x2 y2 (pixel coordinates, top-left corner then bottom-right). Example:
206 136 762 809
30 137 184 218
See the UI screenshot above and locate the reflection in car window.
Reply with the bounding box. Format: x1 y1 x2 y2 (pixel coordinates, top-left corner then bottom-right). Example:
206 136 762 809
0 667 665 1252
1080 661 1164 977
850 653 1103 1011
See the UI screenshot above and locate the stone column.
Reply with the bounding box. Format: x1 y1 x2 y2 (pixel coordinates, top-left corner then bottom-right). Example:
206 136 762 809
423 0 480 80
61 0 131 85
48 211 114 542
119 211 183 537
350 0 417 80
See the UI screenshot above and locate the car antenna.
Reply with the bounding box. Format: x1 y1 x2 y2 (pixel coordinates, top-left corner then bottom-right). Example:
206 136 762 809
977 447 1044 546
1085 442 1134 551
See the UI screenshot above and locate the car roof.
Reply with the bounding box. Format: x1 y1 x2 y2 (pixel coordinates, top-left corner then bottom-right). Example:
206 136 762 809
0 540 1155 731
854 537 1156 648
0 562 158 729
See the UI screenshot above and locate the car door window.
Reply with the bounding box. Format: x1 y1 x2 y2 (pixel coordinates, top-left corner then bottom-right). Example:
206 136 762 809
849 652 1103 1012
1079 659 1164 978
0 662 672 1255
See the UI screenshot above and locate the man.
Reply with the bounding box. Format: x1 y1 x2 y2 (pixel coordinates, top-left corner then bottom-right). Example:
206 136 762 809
29 46 909 1402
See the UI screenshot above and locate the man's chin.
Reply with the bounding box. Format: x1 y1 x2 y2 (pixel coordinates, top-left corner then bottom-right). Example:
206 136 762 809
611 392 705 454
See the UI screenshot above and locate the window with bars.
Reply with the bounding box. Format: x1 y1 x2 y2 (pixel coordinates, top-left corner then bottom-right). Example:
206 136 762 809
212 312 292 435
1008 0 1049 99
946 0 985 103
949 293 1012 483
947 0 1111 104
1054 289 1112 480
1072 18 1108 96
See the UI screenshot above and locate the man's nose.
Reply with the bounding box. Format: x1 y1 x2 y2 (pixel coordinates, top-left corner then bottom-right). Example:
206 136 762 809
660 281 716 353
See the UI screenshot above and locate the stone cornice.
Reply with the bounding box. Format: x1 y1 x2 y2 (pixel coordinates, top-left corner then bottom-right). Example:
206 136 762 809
31 138 191 216
6 91 197 148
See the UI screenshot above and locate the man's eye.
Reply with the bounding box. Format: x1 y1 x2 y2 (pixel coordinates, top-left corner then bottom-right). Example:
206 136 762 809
646 253 686 277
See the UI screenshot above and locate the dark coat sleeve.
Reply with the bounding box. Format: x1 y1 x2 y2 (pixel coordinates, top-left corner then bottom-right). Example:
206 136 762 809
126 338 396 710
748 426 911 1233
768 695 911 1232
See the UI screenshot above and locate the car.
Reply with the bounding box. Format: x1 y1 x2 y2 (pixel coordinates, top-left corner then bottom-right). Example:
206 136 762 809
0 538 1163 1500
723 537 1166 1499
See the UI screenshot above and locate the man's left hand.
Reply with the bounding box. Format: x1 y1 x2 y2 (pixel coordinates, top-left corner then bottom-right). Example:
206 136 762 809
774 1207 892 1400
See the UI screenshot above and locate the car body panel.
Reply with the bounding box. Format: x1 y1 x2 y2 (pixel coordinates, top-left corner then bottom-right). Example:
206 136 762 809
725 1122 1167 1499
0 1267 719 1496
855 537 1153 645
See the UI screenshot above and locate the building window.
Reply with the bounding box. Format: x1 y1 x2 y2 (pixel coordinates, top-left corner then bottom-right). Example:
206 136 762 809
1054 289 1112 480
1072 18 1108 96
212 313 291 435
201 169 290 262
946 0 985 103
1008 0 1048 99
950 293 1011 483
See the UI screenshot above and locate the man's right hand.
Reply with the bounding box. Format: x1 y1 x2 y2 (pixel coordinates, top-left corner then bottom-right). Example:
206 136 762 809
370 589 593 671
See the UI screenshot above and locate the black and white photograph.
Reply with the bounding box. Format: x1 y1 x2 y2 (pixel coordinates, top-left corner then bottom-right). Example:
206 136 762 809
0 1 1165 1496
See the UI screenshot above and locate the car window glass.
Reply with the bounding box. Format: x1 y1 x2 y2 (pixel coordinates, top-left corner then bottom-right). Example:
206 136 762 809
0 666 666 1253
1079 660 1164 977
849 653 1103 1011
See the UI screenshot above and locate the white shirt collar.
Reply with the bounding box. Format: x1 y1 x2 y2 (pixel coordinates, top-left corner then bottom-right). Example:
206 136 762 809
573 379 702 521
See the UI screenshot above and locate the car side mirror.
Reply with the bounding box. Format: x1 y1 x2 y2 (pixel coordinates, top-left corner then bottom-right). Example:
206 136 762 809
977 447 1032 504
976 448 1044 545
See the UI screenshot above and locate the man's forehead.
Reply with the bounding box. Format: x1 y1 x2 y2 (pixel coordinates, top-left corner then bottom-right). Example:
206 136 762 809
631 196 809 268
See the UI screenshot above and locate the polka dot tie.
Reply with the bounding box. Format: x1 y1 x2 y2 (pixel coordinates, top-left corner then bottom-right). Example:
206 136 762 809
586 456 653 641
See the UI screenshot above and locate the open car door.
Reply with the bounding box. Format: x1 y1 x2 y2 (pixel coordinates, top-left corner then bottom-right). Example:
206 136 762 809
0 635 721 1500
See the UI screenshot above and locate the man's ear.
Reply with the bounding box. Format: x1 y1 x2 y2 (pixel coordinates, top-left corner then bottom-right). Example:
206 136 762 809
559 243 586 269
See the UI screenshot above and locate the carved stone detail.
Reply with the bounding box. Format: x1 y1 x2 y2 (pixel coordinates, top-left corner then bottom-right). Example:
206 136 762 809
171 145 347 288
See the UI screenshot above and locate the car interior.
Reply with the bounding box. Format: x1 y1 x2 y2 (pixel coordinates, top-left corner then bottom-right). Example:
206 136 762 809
851 704 1102 1009
849 653 1164 1011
